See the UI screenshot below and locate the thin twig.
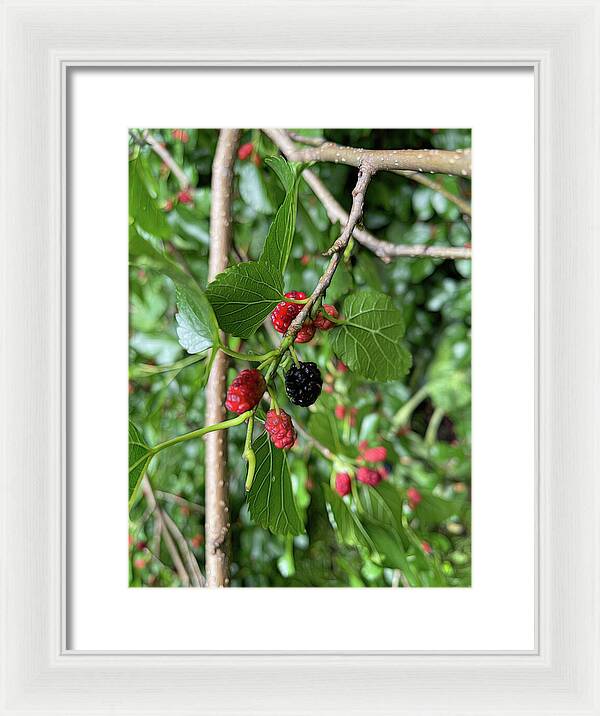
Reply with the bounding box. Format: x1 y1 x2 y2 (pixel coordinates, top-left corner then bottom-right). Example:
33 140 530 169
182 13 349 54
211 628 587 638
263 129 470 261
155 490 204 513
140 129 190 189
161 510 205 587
142 478 190 586
394 170 471 216
325 166 373 255
294 420 336 462
287 132 325 146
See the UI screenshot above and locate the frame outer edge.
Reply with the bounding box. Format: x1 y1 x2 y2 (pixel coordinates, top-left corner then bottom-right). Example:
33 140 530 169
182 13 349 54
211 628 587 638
1 0 599 714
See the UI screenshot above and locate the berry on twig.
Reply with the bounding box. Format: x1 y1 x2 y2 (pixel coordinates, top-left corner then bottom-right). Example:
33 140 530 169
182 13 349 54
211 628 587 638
238 142 254 161
335 472 352 497
271 291 306 333
295 320 316 343
357 466 382 487
314 304 338 331
407 486 422 509
178 189 194 205
265 409 297 449
225 369 266 414
285 361 322 407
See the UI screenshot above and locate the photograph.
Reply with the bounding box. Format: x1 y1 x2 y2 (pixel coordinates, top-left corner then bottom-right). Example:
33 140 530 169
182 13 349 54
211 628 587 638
128 127 472 588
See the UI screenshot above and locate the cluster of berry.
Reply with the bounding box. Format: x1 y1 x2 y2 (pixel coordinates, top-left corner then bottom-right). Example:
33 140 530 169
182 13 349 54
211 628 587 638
223 290 337 451
334 442 391 496
224 364 322 451
270 291 338 343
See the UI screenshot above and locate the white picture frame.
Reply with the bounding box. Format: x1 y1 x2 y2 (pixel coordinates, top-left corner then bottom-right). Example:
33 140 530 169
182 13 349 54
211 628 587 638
1 0 599 713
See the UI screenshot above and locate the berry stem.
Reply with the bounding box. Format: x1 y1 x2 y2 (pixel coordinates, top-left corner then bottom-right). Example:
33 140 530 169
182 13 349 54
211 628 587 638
129 353 205 378
283 296 310 305
218 344 278 363
289 345 300 366
350 479 363 511
390 384 430 430
243 414 256 492
425 406 444 446
152 410 253 455
317 307 345 325
267 385 280 414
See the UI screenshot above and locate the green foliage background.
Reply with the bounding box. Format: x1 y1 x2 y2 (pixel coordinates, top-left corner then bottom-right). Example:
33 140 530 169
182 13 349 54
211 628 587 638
129 128 471 588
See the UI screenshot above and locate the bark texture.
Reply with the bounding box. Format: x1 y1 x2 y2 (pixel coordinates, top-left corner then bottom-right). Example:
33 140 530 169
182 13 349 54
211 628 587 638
205 129 240 587
268 131 471 177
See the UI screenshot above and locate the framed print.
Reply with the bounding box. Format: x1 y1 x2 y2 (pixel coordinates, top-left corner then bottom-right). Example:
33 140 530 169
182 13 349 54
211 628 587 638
1 1 599 714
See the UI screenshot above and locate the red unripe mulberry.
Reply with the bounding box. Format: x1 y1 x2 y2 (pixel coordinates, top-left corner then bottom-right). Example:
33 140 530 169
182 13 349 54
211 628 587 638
357 467 382 487
334 405 346 420
171 128 189 143
271 291 306 333
295 320 315 343
421 541 432 555
265 409 297 450
362 446 387 463
314 304 338 331
178 188 194 205
407 486 422 509
238 142 253 160
191 534 204 549
225 369 266 414
335 472 352 497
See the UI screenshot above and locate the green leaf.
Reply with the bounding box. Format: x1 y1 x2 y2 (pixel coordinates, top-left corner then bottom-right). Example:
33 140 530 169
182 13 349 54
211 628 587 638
322 484 372 549
259 158 303 274
175 287 217 354
326 260 353 303
129 156 170 238
264 155 298 191
128 421 153 508
238 162 274 214
427 323 471 412
130 229 194 291
415 492 466 527
361 518 420 584
247 432 304 536
329 290 412 382
307 410 353 457
205 261 284 338
129 231 219 352
360 482 405 533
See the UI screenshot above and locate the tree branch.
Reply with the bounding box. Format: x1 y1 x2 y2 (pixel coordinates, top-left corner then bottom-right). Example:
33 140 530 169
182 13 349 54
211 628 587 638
268 131 471 177
263 129 471 261
285 132 471 216
205 128 240 588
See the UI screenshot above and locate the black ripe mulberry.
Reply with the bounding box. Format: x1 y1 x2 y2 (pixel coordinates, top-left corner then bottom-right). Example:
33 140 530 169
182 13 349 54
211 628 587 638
285 361 323 407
